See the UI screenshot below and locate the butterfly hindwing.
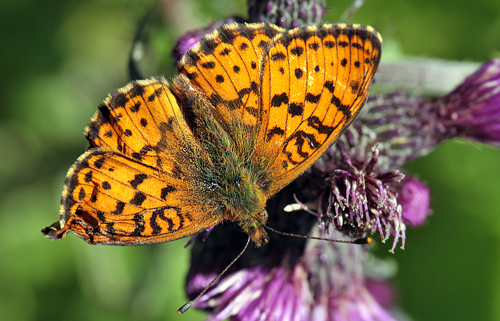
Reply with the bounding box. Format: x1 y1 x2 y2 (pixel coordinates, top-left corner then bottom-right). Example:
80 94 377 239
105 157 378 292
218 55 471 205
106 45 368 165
43 78 223 245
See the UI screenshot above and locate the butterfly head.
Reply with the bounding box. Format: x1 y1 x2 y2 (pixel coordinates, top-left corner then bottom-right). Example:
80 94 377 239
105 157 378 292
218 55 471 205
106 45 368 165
237 209 269 248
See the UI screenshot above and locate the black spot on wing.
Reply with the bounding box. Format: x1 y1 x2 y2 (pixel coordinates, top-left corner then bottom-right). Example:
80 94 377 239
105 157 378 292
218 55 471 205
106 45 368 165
106 222 115 235
271 93 289 107
294 68 303 79
84 171 93 183
112 92 129 108
266 126 285 141
78 187 86 201
305 93 321 104
331 95 352 118
290 46 304 56
283 131 319 165
130 102 141 113
129 82 145 98
324 81 335 93
113 201 125 214
324 41 335 48
94 157 105 169
160 186 177 200
150 209 163 234
130 191 147 206
307 116 335 135
350 80 360 93
131 213 145 236
288 102 304 117
258 40 268 48
219 48 231 56
145 87 163 103
129 174 148 188
271 52 286 61
201 61 216 69
309 42 320 50
97 211 105 221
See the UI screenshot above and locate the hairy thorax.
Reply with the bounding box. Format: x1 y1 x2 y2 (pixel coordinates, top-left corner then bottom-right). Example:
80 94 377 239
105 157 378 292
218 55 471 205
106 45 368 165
218 163 269 247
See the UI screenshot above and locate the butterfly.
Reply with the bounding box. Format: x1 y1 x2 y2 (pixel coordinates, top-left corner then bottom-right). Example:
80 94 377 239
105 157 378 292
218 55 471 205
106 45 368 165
42 22 381 247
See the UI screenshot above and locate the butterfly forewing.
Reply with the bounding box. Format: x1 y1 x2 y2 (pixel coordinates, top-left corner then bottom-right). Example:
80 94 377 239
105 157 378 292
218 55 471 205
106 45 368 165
178 23 283 130
259 24 382 195
85 78 197 170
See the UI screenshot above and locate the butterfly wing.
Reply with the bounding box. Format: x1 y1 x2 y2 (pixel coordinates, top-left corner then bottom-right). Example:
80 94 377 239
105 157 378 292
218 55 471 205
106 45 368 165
43 77 222 245
178 23 283 143
258 24 382 195
178 23 381 198
85 77 193 169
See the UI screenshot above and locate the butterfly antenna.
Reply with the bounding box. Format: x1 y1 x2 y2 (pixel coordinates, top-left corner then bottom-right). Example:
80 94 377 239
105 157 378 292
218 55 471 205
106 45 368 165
340 0 367 22
177 235 251 314
128 8 153 80
264 226 371 244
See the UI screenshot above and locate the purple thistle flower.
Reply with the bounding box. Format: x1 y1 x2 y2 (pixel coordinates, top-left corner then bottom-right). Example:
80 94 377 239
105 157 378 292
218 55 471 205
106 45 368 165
396 175 431 227
312 126 407 252
365 279 396 309
436 58 500 146
310 59 499 251
190 265 311 321
248 0 326 28
303 229 398 321
186 226 399 321
360 93 438 167
360 59 500 164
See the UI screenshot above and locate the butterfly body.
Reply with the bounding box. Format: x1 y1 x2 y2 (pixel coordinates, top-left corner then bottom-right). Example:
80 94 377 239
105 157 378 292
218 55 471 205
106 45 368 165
172 75 271 246
43 22 381 247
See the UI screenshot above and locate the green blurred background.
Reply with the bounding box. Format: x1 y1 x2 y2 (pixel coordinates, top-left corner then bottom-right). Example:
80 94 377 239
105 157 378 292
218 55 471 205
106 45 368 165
1 0 500 320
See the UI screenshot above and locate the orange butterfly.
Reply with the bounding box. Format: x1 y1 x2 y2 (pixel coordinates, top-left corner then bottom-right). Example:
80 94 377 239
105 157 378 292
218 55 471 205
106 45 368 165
42 23 381 247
